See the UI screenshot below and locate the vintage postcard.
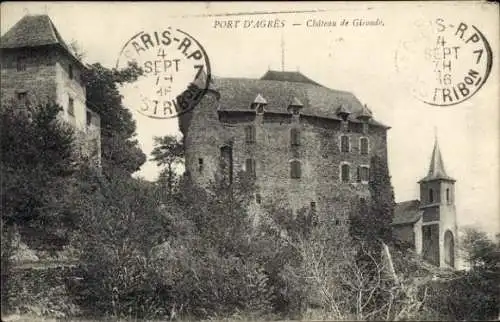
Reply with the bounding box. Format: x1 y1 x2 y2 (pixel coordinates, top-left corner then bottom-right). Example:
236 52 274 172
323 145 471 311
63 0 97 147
1 2 499 321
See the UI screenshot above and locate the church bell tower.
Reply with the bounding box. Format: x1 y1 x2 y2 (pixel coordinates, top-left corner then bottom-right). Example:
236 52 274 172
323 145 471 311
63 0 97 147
418 138 457 268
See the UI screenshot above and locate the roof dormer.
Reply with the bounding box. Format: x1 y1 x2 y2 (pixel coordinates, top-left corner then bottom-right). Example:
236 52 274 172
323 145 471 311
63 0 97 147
251 93 267 114
357 104 373 122
288 96 303 115
336 104 351 121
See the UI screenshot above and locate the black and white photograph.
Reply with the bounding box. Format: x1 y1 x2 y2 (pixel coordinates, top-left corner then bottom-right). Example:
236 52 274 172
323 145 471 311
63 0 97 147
1 2 499 321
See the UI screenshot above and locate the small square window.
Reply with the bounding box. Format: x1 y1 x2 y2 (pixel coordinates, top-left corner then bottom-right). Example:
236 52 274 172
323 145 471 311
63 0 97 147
17 91 27 103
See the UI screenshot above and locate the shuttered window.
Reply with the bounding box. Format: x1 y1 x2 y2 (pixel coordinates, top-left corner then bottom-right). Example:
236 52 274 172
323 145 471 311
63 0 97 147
246 158 256 178
357 166 369 182
291 128 300 146
360 137 369 155
341 164 350 183
290 160 301 179
245 125 256 143
341 135 349 152
16 56 26 71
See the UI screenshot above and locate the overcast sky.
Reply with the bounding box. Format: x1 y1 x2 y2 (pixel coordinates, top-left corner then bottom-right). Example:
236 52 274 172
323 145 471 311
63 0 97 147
2 2 499 235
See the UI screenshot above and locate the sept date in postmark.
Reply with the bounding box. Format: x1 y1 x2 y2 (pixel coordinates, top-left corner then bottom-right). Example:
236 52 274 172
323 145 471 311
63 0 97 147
396 18 492 106
116 28 211 119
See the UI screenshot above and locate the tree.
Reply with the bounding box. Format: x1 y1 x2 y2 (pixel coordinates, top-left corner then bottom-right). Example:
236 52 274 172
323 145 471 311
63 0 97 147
81 62 146 178
350 154 395 245
368 154 395 243
1 103 77 235
461 227 500 271
151 135 184 195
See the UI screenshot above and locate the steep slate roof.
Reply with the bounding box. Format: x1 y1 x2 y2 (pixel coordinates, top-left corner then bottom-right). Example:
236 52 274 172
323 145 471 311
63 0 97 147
0 14 84 67
1 14 69 49
419 138 455 182
261 70 322 86
214 71 389 127
392 200 422 225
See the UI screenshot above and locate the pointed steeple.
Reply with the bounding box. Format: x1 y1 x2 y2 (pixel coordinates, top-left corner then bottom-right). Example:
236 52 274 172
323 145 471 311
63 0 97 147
419 137 455 182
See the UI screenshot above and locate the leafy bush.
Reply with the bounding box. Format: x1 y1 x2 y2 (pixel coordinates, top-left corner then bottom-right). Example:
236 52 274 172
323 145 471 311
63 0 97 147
71 175 170 318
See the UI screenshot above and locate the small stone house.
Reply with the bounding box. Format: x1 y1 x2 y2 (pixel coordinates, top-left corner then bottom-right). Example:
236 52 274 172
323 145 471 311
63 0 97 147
0 14 101 165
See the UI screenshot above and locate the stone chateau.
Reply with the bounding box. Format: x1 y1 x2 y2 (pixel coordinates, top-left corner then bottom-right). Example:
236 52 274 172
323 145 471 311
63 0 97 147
0 14 101 165
180 70 458 269
179 70 390 229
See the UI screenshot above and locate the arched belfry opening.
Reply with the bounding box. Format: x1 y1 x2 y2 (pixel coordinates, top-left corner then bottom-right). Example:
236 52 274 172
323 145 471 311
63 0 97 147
444 230 455 268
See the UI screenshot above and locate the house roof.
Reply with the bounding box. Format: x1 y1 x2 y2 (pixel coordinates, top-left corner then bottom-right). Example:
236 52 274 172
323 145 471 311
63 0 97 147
392 199 422 225
0 14 84 68
213 71 389 128
260 70 322 86
419 138 455 182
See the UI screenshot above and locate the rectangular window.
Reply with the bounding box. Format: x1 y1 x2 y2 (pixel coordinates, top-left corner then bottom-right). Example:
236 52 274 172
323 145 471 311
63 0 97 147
360 138 369 155
341 135 349 152
362 123 369 134
86 111 92 126
69 64 74 80
68 97 74 116
341 164 350 183
16 56 26 71
256 193 262 204
291 128 300 146
245 125 256 143
220 146 233 184
246 158 256 178
290 160 301 179
310 201 316 213
357 166 369 183
17 92 27 105
198 158 204 172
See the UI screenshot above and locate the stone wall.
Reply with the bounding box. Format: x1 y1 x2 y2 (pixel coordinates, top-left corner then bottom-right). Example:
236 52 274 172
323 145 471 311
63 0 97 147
54 48 88 131
0 46 58 107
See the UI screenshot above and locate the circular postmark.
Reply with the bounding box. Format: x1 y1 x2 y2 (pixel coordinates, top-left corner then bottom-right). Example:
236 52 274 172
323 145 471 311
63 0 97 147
116 28 211 119
395 18 492 106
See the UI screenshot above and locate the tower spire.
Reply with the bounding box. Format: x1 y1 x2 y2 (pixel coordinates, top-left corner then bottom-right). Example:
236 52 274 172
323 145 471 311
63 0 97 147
419 135 455 182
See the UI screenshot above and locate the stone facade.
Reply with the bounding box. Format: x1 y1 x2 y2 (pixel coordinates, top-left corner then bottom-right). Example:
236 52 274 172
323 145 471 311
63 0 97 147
179 71 390 227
